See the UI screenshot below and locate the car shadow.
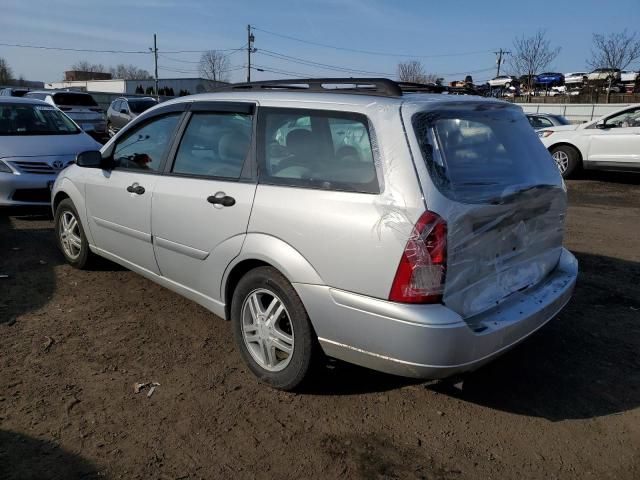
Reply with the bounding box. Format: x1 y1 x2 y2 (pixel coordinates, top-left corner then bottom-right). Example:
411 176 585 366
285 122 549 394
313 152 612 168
0 213 61 325
0 429 104 480
575 169 640 185
429 251 640 421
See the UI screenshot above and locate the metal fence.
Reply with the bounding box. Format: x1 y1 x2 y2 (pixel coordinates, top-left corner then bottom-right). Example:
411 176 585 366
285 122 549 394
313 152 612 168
517 103 638 123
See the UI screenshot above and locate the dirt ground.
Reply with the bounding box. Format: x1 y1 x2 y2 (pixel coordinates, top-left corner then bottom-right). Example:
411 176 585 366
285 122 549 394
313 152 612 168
1 172 639 480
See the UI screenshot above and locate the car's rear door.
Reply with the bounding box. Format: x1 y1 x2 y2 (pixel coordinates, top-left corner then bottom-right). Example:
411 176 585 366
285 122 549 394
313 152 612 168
151 101 257 301
84 103 187 274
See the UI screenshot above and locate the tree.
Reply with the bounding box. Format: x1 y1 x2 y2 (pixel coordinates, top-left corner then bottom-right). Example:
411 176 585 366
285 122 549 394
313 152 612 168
109 64 152 80
0 57 14 85
198 50 230 82
397 60 438 84
509 30 560 95
70 60 106 73
588 29 640 71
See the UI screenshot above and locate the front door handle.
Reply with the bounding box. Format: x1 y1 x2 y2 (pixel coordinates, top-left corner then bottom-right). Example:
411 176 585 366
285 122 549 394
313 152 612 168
126 183 145 195
207 192 236 207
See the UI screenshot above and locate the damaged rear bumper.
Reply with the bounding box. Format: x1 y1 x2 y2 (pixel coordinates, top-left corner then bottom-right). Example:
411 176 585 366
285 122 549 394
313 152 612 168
294 248 577 379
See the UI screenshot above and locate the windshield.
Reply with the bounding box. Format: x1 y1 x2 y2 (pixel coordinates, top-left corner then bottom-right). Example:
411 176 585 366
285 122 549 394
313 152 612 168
129 100 157 114
52 93 98 107
0 103 80 135
412 104 561 203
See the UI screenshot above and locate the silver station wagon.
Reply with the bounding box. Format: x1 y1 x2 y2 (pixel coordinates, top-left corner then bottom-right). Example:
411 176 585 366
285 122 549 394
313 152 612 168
52 78 578 390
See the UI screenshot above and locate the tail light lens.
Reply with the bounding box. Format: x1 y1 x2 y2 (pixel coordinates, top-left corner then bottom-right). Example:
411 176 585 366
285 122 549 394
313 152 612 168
389 211 446 304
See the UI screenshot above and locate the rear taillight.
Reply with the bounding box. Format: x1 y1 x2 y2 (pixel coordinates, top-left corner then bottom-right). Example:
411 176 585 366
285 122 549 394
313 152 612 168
389 211 447 304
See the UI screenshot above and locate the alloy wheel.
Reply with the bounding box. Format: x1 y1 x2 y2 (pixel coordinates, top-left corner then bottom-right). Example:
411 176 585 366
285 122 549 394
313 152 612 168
241 288 295 372
552 150 569 174
59 211 82 260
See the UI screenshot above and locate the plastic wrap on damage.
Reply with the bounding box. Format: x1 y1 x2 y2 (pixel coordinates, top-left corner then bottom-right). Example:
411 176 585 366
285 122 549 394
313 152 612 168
406 100 567 319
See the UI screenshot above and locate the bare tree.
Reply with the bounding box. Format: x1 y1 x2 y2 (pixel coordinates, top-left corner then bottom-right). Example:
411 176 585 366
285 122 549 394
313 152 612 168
397 60 438 84
70 60 107 73
109 64 152 80
587 29 640 71
0 57 14 85
509 30 560 95
198 50 230 82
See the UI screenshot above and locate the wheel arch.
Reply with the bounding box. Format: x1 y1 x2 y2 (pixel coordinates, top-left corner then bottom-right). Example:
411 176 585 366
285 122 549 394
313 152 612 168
548 141 584 163
222 233 325 321
52 178 94 245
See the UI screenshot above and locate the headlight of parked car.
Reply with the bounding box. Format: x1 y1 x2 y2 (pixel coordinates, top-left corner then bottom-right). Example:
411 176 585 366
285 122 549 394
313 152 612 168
538 130 554 138
0 160 14 173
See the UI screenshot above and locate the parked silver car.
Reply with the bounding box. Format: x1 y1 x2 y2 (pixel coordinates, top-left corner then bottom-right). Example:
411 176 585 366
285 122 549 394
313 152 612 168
51 78 577 390
0 97 100 207
24 90 107 141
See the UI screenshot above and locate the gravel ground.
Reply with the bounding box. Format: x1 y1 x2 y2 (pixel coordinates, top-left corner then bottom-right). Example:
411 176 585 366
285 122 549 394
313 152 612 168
1 172 639 480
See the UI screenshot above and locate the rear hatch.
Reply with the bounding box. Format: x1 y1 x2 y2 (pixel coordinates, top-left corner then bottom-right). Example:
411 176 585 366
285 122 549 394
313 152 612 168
408 101 566 319
52 92 105 129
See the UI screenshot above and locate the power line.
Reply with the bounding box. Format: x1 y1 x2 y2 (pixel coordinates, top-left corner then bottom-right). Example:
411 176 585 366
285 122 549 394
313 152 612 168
252 26 494 58
257 49 395 76
251 63 320 78
0 41 149 54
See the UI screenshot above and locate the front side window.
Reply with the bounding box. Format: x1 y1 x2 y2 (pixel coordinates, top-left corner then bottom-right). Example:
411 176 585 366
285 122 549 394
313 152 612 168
259 108 379 193
0 104 79 135
112 114 180 171
605 107 640 128
172 112 252 179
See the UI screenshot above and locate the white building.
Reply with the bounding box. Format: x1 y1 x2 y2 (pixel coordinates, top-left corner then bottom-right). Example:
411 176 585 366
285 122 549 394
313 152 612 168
45 78 227 95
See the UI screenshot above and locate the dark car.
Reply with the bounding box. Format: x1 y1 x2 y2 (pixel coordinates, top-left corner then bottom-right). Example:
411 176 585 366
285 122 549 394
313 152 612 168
106 97 158 136
0 87 30 97
535 72 565 87
525 113 570 130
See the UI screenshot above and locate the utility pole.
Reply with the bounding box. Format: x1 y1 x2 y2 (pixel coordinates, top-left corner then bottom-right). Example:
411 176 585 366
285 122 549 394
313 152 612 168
247 25 255 83
152 34 159 100
494 48 510 77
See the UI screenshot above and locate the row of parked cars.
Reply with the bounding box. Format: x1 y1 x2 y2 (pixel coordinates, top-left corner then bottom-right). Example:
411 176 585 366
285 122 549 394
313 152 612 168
1 87 158 141
488 69 639 93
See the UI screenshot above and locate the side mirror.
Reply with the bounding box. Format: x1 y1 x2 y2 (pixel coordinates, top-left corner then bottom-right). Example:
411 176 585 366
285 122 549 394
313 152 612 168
595 120 607 129
76 150 104 168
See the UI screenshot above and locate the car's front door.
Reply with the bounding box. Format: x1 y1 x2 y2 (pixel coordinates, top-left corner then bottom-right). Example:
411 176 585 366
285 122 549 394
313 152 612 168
587 106 640 167
84 105 185 274
151 102 257 301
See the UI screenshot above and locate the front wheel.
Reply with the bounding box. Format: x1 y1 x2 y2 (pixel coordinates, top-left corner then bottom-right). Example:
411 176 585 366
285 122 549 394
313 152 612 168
550 144 581 178
55 198 94 269
231 266 320 390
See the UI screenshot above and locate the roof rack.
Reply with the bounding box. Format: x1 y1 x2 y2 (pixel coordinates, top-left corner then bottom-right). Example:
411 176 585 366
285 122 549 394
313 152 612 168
211 77 481 98
214 78 402 97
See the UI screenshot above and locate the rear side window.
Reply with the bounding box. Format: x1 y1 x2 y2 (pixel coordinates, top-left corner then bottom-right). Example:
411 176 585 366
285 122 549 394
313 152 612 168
413 104 560 203
52 93 98 107
258 108 379 193
528 116 553 129
172 112 252 179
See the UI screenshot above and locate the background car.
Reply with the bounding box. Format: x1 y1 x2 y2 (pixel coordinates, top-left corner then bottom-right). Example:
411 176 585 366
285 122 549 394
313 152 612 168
587 68 621 83
535 72 565 88
488 75 517 88
526 113 570 130
106 96 158 137
0 97 100 207
621 70 639 83
539 104 640 177
0 87 30 97
24 90 107 141
564 72 587 85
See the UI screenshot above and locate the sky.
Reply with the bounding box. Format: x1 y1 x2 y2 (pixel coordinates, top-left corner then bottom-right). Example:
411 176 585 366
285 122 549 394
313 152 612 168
1 0 639 84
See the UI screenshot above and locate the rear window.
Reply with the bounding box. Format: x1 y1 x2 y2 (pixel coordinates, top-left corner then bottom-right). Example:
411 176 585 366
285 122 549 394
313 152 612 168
412 104 561 203
52 93 98 107
129 100 157 114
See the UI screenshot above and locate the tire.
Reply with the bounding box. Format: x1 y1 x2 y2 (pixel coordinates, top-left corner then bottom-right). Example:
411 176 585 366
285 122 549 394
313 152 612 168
550 144 581 178
54 198 94 269
231 266 320 390
107 122 116 138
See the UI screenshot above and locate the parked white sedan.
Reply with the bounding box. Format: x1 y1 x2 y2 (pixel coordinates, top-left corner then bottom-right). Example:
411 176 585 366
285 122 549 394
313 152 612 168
539 104 640 177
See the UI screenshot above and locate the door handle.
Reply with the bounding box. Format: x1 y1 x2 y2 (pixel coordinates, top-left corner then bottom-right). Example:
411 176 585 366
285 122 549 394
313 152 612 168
126 183 145 195
207 192 236 207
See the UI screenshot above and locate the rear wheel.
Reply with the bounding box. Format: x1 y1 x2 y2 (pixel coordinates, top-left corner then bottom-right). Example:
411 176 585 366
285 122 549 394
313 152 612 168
54 198 94 269
550 144 581 178
231 266 320 390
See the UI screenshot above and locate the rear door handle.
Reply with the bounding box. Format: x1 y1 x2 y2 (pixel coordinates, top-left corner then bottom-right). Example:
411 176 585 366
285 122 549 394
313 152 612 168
207 192 236 207
126 183 145 195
